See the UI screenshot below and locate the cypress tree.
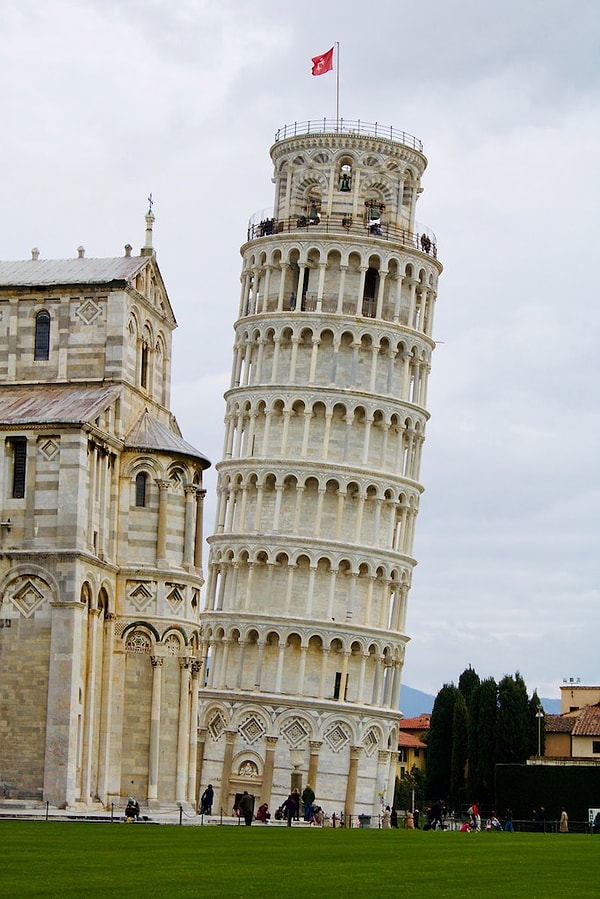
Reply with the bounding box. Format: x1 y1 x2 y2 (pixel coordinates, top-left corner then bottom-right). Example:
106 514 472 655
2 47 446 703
426 683 459 800
496 672 530 763
475 676 498 801
450 690 469 810
458 665 480 708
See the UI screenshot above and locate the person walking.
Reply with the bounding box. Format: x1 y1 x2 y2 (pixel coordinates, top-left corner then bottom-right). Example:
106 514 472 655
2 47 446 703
282 792 296 827
238 791 254 826
200 783 214 815
559 808 568 833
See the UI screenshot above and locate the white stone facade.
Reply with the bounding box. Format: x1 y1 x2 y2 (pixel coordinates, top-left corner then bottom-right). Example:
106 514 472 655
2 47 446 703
200 121 442 818
0 224 210 809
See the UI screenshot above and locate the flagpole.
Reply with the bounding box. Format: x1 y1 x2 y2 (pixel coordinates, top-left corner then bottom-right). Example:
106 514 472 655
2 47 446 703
335 41 340 130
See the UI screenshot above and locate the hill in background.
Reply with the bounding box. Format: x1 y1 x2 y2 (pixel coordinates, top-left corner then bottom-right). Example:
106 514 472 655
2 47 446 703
400 684 561 718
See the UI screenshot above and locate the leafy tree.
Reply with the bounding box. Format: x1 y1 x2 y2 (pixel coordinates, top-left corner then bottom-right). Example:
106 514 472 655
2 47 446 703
450 690 469 809
426 683 459 800
496 672 530 764
394 766 425 811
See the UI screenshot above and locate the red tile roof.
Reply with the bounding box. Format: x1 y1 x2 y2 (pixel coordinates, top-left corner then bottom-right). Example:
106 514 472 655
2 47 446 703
398 732 427 749
545 714 576 734
399 714 431 731
572 703 600 736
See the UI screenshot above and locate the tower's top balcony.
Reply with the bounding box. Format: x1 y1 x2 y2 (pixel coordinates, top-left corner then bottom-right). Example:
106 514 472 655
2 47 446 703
274 119 423 153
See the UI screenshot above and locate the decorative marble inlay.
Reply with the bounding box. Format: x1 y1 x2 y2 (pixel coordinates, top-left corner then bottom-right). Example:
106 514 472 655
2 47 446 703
165 634 180 655
75 298 102 325
166 585 184 612
125 631 151 653
239 715 265 745
39 439 59 461
363 727 379 756
208 711 226 741
281 717 309 748
11 578 46 618
324 722 351 753
128 582 153 612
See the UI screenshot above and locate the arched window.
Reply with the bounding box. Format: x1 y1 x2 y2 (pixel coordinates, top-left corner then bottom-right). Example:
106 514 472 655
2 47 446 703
140 341 149 389
135 472 147 507
34 311 50 360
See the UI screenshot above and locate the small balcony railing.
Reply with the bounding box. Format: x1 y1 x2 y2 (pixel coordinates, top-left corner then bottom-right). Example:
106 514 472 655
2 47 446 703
274 119 423 153
246 213 438 259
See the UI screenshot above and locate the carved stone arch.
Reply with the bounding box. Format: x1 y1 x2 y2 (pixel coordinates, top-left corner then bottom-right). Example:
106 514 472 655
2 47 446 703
252 548 269 569
359 331 373 353
285 630 303 655
122 623 159 654
339 557 356 583
98 583 112 617
306 631 324 652
125 455 161 481
284 245 301 268
315 552 335 573
290 397 306 417
339 329 355 353
141 320 154 348
293 552 311 574
161 625 189 647
365 482 379 504
378 334 391 357
303 474 319 496
155 330 166 357
261 470 277 495
242 626 261 645
80 581 93 608
236 547 251 566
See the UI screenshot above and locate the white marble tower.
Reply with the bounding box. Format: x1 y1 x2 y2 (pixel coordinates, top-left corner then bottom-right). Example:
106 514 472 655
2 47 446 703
199 120 442 819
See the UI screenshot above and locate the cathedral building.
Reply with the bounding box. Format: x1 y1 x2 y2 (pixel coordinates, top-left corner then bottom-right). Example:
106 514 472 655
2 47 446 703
0 213 210 809
200 120 442 817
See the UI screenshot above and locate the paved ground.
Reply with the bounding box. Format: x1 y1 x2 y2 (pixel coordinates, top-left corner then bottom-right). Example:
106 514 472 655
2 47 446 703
0 801 317 827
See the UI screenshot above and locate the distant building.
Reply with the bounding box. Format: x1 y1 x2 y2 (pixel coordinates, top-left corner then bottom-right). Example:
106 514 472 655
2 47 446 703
397 714 430 778
539 685 600 763
0 214 210 809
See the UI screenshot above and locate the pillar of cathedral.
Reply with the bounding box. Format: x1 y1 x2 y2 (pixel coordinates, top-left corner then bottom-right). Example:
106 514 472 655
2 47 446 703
200 119 442 817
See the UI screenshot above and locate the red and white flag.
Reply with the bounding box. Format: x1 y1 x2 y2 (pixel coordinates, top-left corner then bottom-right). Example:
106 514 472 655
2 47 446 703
311 46 334 76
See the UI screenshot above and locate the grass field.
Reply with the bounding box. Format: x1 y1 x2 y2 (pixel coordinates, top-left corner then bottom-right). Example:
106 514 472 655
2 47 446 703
0 821 597 898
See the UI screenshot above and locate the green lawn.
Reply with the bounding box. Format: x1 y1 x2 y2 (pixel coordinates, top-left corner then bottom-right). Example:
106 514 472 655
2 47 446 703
0 821 597 898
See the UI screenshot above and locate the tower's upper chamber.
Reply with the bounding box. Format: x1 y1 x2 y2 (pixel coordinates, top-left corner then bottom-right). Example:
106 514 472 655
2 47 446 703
204 120 441 728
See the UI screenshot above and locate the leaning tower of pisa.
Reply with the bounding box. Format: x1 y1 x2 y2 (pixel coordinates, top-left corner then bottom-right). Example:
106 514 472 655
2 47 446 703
199 119 442 819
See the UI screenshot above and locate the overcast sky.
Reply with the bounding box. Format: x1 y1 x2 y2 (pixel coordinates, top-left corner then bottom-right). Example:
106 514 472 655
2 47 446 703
2 0 599 702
